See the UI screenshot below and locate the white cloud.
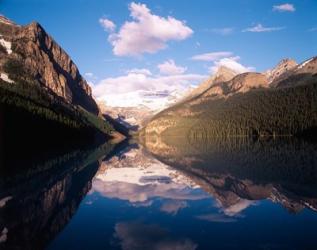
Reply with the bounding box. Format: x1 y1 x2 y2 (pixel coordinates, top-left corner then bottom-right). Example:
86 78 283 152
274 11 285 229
191 51 234 61
209 56 255 74
85 72 94 77
108 2 193 56
243 24 284 32
157 59 187 75
99 18 116 32
190 51 254 75
273 3 295 12
223 199 256 216
92 70 206 109
127 68 152 76
210 27 234 35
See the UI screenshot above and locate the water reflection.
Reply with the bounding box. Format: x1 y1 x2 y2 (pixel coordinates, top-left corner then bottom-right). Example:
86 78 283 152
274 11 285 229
50 137 317 250
142 136 317 214
0 143 115 250
92 147 207 206
114 221 197 250
1 137 317 249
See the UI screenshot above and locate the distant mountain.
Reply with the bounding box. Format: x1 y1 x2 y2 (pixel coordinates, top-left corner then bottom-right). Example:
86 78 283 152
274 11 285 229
181 66 238 101
0 15 119 163
141 56 317 138
98 101 154 129
272 57 317 88
196 72 268 102
98 67 237 131
265 58 298 84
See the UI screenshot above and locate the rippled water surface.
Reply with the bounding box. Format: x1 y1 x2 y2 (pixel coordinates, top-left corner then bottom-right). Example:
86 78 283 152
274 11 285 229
1 138 317 250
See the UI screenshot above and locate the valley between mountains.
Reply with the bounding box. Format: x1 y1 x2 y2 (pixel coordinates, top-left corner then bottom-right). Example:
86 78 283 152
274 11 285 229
0 14 317 160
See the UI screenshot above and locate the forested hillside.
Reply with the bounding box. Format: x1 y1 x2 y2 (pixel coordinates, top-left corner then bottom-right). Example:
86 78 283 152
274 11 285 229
0 77 115 166
141 70 317 139
0 16 120 168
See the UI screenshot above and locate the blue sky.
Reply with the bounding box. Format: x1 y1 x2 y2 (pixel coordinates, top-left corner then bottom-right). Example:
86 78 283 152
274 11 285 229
1 0 317 108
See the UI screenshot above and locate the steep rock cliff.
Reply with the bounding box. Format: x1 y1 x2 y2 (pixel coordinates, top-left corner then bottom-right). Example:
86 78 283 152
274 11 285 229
0 15 98 114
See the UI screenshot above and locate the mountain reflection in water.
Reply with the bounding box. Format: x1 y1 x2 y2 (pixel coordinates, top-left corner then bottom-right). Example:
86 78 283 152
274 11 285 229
1 138 317 250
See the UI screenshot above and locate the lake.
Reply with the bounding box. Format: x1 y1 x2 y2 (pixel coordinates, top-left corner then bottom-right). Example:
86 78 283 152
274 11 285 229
1 137 317 250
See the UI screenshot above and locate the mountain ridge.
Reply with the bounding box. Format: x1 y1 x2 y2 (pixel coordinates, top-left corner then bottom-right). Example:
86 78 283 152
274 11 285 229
140 55 317 138
0 15 99 114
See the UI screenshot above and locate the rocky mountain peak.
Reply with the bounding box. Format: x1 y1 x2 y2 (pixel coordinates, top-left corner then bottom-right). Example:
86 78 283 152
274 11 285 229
0 15 99 114
0 15 17 26
279 58 297 65
24 21 46 39
182 66 239 101
226 72 268 93
265 58 297 83
269 56 317 88
214 66 238 83
296 57 317 73
276 58 298 71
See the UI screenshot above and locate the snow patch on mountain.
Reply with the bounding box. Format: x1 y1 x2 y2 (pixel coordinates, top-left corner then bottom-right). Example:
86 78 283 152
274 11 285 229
298 58 314 69
0 73 14 83
0 37 12 54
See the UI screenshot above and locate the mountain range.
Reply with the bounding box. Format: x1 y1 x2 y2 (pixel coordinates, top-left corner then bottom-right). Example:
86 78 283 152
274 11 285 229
141 56 317 138
1 14 317 151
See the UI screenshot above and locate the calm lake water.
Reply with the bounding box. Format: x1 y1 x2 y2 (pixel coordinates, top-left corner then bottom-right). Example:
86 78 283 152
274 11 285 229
1 138 317 250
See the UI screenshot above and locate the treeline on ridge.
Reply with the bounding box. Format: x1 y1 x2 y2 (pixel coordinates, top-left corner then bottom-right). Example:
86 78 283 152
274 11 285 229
153 74 317 139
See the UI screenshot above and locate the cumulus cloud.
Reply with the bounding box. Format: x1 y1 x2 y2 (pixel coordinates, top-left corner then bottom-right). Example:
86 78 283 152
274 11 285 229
99 18 116 32
191 51 234 61
191 52 254 74
209 56 255 74
107 2 193 56
157 60 187 75
243 24 284 32
273 3 295 12
92 69 206 109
